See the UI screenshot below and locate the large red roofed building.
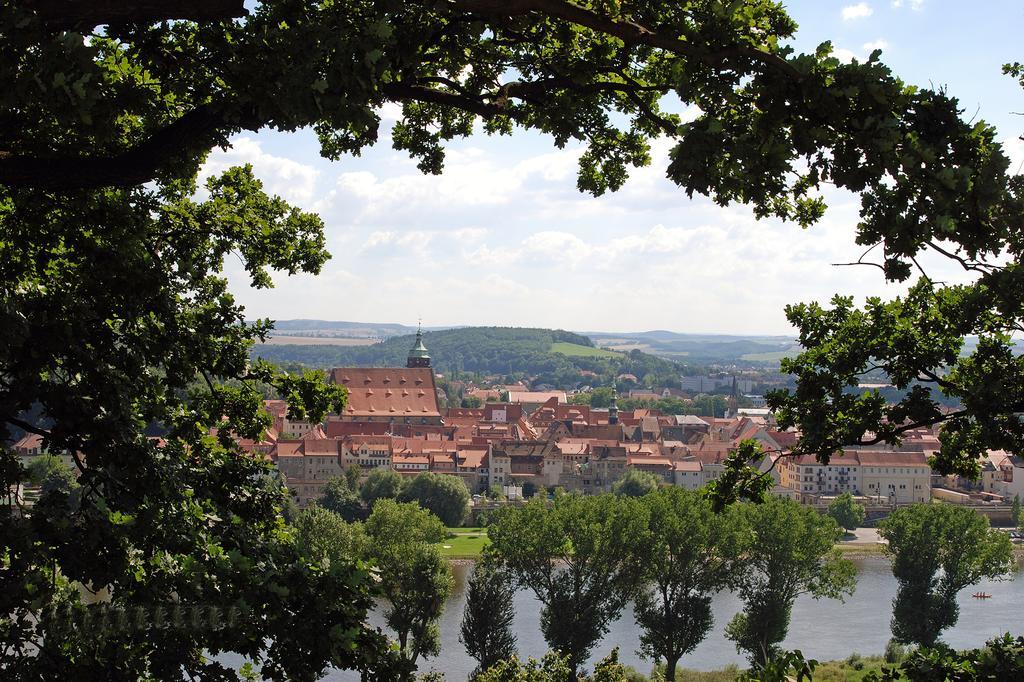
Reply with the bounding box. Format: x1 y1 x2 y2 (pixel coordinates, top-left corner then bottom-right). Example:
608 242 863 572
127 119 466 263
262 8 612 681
328 326 443 426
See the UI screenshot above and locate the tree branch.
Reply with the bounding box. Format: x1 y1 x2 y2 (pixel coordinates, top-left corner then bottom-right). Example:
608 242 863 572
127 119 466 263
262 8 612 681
381 83 505 119
4 0 797 191
832 241 886 272
850 409 968 447
3 414 51 440
445 0 803 80
926 241 1002 274
23 0 246 31
0 103 229 190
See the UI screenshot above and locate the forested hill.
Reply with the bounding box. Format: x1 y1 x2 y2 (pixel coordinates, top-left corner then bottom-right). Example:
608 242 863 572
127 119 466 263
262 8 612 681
253 326 682 387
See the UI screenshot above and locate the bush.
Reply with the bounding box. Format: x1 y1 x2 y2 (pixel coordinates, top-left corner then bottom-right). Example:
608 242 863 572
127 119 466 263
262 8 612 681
896 634 1024 680
885 639 909 664
612 469 661 497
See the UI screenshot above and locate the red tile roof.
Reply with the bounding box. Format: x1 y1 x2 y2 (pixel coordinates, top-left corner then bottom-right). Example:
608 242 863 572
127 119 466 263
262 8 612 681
855 451 930 467
324 420 391 437
330 367 441 418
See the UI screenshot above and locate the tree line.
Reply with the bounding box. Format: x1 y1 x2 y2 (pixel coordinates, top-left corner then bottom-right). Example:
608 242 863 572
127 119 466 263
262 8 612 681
296 482 1015 681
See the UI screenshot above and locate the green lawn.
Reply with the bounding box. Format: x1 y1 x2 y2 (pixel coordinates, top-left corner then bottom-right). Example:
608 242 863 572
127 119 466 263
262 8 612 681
550 342 623 358
438 527 490 558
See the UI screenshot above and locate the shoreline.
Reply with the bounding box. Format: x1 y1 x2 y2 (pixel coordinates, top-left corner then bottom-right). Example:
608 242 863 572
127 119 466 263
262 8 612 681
446 546 1024 562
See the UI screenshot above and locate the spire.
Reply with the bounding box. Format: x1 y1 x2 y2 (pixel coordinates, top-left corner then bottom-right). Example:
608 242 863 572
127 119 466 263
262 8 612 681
407 322 431 368
608 390 619 425
727 376 739 417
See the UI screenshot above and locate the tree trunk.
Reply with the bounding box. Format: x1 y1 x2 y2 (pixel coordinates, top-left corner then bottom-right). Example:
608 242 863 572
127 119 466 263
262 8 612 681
665 656 680 681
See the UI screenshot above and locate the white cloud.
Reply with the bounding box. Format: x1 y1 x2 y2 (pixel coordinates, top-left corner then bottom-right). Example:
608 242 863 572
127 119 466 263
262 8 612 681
842 3 873 20
213 0 1017 337
832 48 859 64
362 230 434 252
831 40 889 64
521 231 593 269
199 137 319 205
377 102 403 122
451 227 488 243
606 224 694 256
892 0 925 10
316 143 588 226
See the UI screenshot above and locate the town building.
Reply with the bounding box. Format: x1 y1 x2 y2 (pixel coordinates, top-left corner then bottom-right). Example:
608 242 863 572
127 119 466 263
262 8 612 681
777 450 931 505
328 329 443 426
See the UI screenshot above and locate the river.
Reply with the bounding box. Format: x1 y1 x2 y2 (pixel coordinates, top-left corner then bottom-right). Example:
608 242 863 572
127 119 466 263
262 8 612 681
225 557 1024 679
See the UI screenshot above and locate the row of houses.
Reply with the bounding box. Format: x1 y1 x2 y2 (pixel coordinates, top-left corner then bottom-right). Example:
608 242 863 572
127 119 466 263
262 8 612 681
235 331 941 507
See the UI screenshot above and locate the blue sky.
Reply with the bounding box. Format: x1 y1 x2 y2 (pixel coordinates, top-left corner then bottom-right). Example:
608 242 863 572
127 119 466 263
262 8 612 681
207 1 1024 335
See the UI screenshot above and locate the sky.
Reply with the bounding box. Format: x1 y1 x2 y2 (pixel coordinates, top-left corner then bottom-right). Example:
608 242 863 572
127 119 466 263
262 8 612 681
205 1 1024 336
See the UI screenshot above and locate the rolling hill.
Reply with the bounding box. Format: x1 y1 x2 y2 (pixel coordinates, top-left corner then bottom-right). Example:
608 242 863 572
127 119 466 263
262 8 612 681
252 326 682 388
586 330 797 364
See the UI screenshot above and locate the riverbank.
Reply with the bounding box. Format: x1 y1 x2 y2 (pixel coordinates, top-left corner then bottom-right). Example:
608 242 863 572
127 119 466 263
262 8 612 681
440 527 1024 561
440 527 892 560
666 653 888 681
325 557 1022 680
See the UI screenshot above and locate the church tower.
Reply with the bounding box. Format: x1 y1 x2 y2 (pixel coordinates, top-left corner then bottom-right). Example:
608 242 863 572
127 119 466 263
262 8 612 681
727 375 739 418
407 324 431 368
608 391 619 425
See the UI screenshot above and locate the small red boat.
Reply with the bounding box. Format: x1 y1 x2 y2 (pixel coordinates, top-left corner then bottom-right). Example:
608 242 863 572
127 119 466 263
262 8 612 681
972 592 992 599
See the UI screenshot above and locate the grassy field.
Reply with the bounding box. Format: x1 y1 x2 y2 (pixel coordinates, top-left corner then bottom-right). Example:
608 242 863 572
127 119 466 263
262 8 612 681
810 655 888 681
644 654 889 681
740 344 802 362
259 335 379 346
550 342 623 358
438 527 490 558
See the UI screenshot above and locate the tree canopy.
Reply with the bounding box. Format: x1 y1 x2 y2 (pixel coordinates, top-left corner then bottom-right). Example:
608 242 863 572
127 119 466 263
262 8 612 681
360 467 406 507
319 476 367 522
460 560 519 678
634 488 746 681
399 471 471 527
4 0 1024 676
364 499 454 675
879 504 1014 648
611 468 662 497
487 494 649 674
827 492 866 533
725 497 856 667
293 504 367 568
